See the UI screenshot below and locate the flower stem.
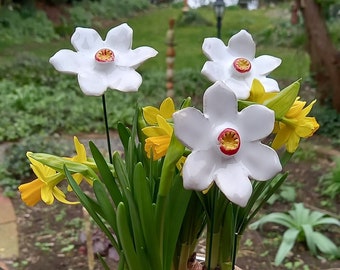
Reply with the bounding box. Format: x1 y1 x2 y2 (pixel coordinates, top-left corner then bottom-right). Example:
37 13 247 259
102 94 113 164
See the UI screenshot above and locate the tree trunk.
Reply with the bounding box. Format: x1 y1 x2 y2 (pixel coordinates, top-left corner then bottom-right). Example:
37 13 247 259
295 0 340 111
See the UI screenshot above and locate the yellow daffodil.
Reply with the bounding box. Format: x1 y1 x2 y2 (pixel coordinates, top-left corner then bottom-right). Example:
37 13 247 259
19 154 79 206
142 97 176 160
272 98 319 153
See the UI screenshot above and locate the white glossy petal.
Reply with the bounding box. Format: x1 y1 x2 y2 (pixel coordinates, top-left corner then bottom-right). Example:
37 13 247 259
224 78 251 99
215 164 252 207
238 104 274 141
78 72 107 96
108 68 142 92
203 82 238 125
105 23 132 52
202 37 229 61
182 150 216 191
71 27 104 51
258 77 280 92
49 49 82 74
253 55 282 75
238 142 282 181
226 30 255 59
201 61 227 82
117 46 158 68
173 107 211 150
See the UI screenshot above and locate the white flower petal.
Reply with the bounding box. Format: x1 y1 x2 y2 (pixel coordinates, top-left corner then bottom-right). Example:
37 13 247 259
108 68 142 92
226 30 255 59
238 104 274 141
238 142 282 181
224 77 252 99
202 37 229 61
50 50 90 74
201 61 227 83
117 46 158 68
71 27 104 51
253 55 282 75
258 77 280 92
105 23 132 52
183 150 216 191
203 82 238 125
173 107 211 150
215 164 252 207
78 72 107 96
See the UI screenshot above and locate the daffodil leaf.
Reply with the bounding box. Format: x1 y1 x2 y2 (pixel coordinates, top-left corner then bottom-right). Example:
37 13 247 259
93 180 118 233
265 80 301 119
89 141 123 207
117 122 131 153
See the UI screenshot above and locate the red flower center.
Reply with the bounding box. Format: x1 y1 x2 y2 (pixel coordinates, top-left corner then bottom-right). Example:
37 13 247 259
218 128 241 155
95 48 115 63
233 58 251 73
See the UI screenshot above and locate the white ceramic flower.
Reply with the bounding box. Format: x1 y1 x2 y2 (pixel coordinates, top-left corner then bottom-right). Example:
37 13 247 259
201 30 282 99
173 82 282 207
49 23 158 96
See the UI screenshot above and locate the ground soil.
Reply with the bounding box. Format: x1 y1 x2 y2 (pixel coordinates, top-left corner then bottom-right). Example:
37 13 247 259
2 133 340 270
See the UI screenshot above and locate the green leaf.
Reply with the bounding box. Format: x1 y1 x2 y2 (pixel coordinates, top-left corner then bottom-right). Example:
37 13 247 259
90 141 123 207
265 80 300 119
250 212 295 230
64 165 119 250
302 224 317 254
117 122 131 153
116 202 141 270
93 180 117 233
274 228 300 266
312 231 339 255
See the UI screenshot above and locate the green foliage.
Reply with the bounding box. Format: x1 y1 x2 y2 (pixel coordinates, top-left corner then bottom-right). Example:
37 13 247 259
320 157 340 199
0 7 57 44
313 104 340 143
267 185 297 205
250 203 340 265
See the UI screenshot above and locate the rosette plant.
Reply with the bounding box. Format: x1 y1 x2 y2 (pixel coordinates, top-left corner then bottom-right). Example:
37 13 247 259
19 24 319 270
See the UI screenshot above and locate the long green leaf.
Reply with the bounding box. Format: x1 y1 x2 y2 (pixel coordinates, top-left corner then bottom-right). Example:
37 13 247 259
89 141 123 207
64 165 119 250
274 228 299 265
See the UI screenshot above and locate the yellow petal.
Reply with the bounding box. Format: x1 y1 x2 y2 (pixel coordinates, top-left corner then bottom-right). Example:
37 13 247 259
143 126 168 137
271 124 291 150
53 187 79 205
156 115 173 136
159 97 175 119
286 132 301 153
143 106 160 125
41 185 55 205
295 117 319 138
73 136 87 162
145 135 171 160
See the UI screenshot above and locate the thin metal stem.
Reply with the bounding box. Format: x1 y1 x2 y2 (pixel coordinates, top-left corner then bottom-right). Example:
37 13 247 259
102 94 113 164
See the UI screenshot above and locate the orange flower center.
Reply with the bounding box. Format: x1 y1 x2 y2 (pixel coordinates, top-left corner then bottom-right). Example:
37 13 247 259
95 48 115 63
218 128 241 155
233 58 251 73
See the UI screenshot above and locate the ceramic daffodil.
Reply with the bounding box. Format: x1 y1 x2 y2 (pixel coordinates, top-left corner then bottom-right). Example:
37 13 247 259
201 30 281 99
173 82 282 207
50 23 158 96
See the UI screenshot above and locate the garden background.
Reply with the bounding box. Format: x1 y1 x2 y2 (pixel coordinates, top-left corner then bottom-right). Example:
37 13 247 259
0 0 339 269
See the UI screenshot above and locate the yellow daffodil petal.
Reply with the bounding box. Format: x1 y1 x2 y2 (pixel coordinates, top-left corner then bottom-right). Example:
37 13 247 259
286 132 301 153
159 97 175 119
41 185 55 205
272 123 291 150
73 136 87 162
295 117 319 138
248 79 277 104
53 186 79 205
18 179 44 207
143 106 160 125
143 126 169 137
156 115 173 136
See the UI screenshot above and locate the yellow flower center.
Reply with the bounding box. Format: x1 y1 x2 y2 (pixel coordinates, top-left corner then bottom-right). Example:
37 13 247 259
218 128 241 155
233 58 251 73
95 48 115 63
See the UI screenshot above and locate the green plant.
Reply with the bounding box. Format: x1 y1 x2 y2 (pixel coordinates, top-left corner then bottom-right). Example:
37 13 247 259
320 157 340 199
250 203 340 265
267 185 296 205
